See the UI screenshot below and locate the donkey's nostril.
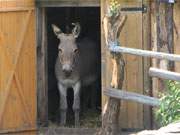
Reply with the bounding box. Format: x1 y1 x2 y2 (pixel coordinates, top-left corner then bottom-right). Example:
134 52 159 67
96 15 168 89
63 70 72 77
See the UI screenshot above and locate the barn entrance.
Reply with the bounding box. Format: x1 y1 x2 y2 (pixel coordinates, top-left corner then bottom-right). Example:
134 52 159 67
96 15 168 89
36 3 101 128
47 7 101 127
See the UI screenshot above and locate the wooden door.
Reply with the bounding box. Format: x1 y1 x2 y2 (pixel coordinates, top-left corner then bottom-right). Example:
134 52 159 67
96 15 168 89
0 0 37 134
101 0 151 129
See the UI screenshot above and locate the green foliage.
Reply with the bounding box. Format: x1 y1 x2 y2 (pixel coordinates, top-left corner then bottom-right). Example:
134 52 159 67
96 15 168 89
109 0 120 16
155 80 180 126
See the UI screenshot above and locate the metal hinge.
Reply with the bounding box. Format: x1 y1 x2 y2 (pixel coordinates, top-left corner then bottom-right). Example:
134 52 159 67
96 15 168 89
159 0 175 3
121 4 147 13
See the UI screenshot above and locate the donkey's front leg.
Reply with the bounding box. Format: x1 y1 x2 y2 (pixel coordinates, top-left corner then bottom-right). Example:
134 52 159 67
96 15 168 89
58 83 67 126
73 81 81 127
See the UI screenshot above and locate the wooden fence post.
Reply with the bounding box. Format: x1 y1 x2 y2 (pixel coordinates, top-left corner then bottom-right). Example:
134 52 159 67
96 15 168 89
97 4 127 135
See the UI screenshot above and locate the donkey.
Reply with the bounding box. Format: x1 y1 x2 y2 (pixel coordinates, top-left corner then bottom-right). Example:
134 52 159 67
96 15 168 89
52 23 98 127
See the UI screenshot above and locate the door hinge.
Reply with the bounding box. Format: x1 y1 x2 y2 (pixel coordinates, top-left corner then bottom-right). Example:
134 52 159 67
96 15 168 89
159 0 175 3
121 4 147 13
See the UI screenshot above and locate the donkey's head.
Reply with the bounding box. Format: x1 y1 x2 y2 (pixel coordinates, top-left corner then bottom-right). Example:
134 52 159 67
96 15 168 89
52 23 81 77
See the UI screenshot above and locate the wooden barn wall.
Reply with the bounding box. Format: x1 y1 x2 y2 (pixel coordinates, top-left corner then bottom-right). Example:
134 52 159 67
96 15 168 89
101 0 151 129
0 0 37 134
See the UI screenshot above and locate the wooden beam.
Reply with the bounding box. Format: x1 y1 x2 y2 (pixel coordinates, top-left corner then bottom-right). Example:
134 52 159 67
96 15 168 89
0 127 37 134
104 88 160 107
109 46 180 62
142 0 152 129
36 8 48 126
149 67 180 81
40 127 99 134
36 1 100 7
0 7 34 12
166 3 174 69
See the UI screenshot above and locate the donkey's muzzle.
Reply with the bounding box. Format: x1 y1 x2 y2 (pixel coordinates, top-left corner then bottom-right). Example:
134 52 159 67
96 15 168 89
62 65 72 77
63 70 72 77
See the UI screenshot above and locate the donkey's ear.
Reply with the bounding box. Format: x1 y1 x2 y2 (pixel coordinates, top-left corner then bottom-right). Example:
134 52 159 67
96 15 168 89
72 22 81 38
52 24 62 37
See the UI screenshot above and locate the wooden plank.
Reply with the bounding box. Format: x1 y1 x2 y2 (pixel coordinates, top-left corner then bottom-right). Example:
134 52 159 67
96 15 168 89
149 67 180 81
0 127 36 134
166 2 174 69
104 88 160 107
110 46 180 62
36 8 48 126
100 0 107 112
14 74 32 124
155 1 169 103
36 0 100 7
0 0 34 8
125 10 143 128
0 32 4 94
39 127 134 135
150 1 159 100
117 1 144 129
174 1 180 73
0 7 34 12
142 0 152 129
40 127 99 135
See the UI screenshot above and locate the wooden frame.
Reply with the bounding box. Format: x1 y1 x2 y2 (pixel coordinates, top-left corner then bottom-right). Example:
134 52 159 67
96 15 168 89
36 0 100 7
36 7 48 126
36 1 101 127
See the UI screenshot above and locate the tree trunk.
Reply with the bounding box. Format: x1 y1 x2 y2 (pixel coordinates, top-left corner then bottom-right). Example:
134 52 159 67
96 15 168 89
97 4 127 135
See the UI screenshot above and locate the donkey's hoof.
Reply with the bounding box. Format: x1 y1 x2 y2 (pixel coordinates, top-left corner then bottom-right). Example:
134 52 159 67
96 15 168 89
60 122 66 127
60 119 66 127
75 122 80 128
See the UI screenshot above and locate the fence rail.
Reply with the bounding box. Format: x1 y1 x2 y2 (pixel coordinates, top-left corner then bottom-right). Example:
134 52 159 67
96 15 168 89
104 88 160 107
105 45 180 107
149 68 180 81
109 46 180 62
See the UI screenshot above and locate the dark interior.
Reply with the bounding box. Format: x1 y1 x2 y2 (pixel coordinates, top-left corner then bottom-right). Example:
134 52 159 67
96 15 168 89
46 7 101 127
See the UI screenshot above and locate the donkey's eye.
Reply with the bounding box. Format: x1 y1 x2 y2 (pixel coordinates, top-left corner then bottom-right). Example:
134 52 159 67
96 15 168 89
58 48 62 53
74 49 79 53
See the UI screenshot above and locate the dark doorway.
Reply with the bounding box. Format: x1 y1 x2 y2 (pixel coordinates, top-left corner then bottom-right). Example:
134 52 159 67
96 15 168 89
46 7 101 127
